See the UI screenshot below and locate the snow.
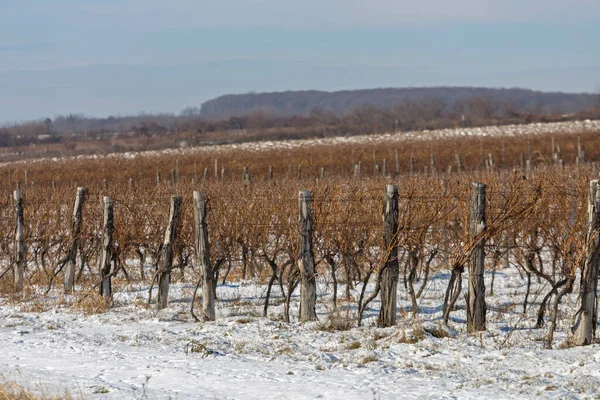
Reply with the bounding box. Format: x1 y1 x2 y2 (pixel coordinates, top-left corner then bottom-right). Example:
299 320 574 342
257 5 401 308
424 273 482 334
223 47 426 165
2 267 600 399
2 119 599 167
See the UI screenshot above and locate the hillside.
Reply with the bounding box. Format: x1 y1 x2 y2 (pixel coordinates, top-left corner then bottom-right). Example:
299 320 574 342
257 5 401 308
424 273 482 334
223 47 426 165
200 87 598 117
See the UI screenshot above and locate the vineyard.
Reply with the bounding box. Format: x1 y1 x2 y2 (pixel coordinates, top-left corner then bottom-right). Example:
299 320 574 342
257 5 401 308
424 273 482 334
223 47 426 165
1 120 600 398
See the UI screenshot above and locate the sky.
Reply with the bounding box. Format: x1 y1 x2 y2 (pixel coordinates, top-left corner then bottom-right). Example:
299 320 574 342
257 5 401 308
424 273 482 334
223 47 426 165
0 0 599 123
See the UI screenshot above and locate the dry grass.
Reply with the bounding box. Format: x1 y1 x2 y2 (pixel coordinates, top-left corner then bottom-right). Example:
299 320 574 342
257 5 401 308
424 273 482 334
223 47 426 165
72 293 112 315
0 378 77 400
317 309 355 332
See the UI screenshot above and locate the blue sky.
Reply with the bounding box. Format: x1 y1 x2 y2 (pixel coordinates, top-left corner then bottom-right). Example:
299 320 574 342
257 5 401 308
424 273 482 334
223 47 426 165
1 0 599 123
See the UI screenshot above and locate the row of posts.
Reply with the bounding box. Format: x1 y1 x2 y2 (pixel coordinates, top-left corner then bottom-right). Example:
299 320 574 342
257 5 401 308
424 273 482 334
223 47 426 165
1 135 590 190
8 176 600 343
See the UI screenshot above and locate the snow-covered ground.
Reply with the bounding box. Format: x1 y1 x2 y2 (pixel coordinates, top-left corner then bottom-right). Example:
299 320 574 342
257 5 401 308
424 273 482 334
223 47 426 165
3 119 599 168
2 266 600 399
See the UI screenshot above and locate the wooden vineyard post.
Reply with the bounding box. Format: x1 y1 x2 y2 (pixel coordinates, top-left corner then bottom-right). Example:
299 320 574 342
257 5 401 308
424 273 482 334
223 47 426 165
455 153 462 173
395 150 399 175
268 165 273 181
64 187 87 294
467 182 487 332
578 137 585 164
242 166 251 185
527 137 532 168
100 197 114 298
378 184 399 327
298 190 317 322
157 196 182 310
193 191 216 321
372 150 376 173
572 179 600 345
13 190 25 292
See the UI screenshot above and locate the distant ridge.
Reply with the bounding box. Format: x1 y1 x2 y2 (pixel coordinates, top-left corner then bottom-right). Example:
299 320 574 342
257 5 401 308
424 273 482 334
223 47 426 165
200 87 597 117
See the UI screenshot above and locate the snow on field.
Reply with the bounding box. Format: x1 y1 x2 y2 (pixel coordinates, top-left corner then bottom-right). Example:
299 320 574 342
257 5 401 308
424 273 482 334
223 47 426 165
2 266 600 399
2 119 599 168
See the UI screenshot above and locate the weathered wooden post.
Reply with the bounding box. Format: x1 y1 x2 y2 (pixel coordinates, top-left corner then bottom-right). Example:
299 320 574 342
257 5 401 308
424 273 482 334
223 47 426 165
354 161 361 177
13 190 25 292
297 164 302 181
395 150 400 175
129 178 135 190
242 166 251 185
372 150 377 173
455 153 462 173
382 159 387 176
203 167 208 181
410 156 415 174
193 191 216 321
572 179 600 345
193 162 198 184
64 187 87 294
156 171 161 186
488 153 494 170
320 167 325 180
214 159 219 180
378 184 399 327
100 197 114 298
298 190 317 322
268 165 273 181
171 169 177 186
467 182 487 332
527 137 532 167
221 167 226 181
430 153 436 175
157 196 182 310
24 170 29 190
577 136 585 164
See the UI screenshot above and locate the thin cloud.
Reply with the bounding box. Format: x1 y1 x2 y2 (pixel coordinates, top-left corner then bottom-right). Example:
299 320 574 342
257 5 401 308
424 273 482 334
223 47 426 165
0 61 92 73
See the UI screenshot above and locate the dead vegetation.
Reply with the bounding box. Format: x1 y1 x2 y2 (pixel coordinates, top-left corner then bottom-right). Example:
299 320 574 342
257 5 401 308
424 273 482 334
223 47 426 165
0 125 598 347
